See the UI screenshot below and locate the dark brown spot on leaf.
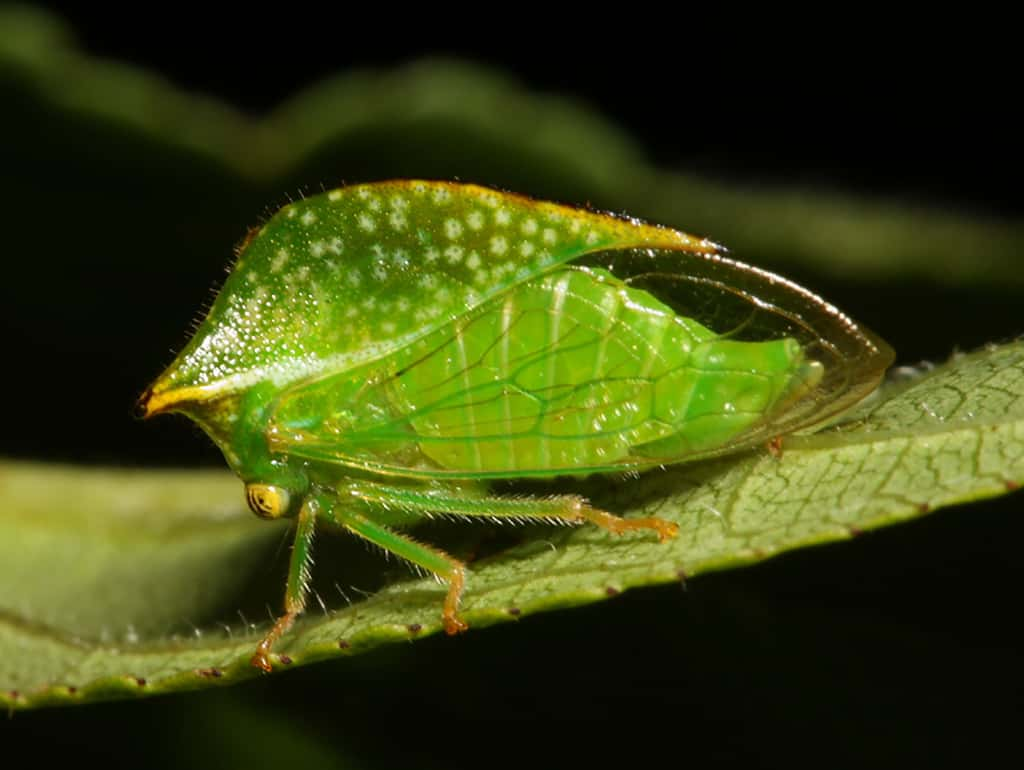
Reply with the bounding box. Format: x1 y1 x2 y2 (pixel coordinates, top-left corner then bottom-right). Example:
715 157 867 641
278 655 293 666
338 640 351 649
605 586 620 597
408 623 422 634
507 607 521 616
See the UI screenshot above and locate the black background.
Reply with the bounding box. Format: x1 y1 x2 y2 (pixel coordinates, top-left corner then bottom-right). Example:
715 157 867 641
3 7 1023 768
34 10 1024 217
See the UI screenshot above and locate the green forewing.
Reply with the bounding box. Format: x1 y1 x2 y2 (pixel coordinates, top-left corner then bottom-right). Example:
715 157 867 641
269 267 820 478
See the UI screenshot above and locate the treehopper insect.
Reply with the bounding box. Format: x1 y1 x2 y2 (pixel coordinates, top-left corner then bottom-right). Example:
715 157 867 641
138 180 893 671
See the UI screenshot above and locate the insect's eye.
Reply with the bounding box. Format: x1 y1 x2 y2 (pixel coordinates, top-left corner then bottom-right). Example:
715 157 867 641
246 484 291 519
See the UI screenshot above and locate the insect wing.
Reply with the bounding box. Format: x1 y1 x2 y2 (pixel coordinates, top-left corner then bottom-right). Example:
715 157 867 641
267 254 880 479
597 246 894 444
269 267 673 476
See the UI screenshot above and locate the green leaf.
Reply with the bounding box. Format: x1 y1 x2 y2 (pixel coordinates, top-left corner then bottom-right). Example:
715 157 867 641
3 341 1021 708
0 6 1021 714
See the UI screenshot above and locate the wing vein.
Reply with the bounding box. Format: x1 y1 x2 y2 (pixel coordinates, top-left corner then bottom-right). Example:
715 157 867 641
500 291 516 471
452 323 483 470
542 274 572 466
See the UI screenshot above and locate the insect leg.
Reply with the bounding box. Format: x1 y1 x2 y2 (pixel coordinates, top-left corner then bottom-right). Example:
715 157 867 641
341 480 679 542
251 496 318 672
324 504 469 635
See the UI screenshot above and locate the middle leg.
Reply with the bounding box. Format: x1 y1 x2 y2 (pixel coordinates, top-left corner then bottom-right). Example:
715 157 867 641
324 501 469 635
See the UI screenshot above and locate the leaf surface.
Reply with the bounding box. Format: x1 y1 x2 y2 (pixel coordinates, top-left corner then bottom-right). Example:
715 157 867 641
2 342 1021 708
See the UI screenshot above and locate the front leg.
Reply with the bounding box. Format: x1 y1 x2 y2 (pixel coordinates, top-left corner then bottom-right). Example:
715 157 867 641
251 496 318 672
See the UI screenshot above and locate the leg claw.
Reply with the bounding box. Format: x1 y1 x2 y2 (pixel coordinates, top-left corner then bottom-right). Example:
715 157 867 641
443 615 469 635
250 649 273 673
656 521 680 543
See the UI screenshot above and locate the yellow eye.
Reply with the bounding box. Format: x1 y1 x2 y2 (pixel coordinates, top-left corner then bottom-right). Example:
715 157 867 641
246 483 291 519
